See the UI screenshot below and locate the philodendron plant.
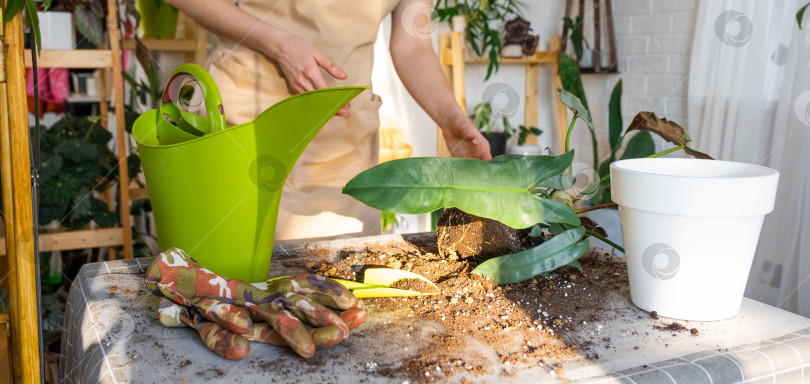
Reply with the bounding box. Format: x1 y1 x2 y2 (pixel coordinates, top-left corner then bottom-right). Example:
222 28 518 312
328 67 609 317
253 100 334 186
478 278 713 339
343 89 711 285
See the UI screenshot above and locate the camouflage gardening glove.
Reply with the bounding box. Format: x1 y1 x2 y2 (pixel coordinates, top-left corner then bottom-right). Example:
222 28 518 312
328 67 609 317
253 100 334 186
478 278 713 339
144 248 366 359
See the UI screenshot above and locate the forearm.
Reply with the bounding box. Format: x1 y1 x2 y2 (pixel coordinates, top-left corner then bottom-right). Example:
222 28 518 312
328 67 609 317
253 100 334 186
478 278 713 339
390 44 467 130
164 0 284 59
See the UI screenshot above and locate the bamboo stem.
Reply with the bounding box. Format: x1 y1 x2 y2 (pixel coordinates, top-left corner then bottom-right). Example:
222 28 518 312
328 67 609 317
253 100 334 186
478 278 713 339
108 0 133 259
0 3 43 382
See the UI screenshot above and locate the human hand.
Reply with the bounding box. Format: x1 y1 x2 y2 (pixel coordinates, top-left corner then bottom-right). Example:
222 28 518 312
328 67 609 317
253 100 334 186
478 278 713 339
145 248 366 359
269 31 351 117
443 117 492 161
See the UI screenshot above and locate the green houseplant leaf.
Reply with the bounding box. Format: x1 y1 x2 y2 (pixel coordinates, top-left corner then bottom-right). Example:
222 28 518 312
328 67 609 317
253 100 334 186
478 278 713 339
563 16 585 60
608 80 623 161
3 0 25 23
558 53 589 110
620 131 656 160
536 174 575 190
343 153 581 229
798 2 810 29
471 226 588 284
53 139 99 162
558 88 593 129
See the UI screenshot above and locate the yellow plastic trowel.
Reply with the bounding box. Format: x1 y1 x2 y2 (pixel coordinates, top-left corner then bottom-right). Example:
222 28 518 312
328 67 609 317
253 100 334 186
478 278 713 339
333 268 440 298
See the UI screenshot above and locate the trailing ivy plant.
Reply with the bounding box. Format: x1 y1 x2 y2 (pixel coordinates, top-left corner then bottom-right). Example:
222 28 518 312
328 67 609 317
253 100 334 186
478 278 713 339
343 89 711 285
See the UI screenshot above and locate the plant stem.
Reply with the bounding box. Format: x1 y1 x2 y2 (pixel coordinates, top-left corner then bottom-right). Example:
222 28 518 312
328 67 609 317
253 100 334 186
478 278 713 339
585 228 625 253
588 126 599 175
599 173 610 184
564 117 577 154
576 203 618 214
565 117 577 173
647 145 685 158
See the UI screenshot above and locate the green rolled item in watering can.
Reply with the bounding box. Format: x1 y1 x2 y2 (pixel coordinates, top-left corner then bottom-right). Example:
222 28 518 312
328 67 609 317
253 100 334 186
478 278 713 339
133 63 366 283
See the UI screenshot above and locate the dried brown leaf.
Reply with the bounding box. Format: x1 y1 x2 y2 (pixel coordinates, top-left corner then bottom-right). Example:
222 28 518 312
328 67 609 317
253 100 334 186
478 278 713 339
626 112 713 159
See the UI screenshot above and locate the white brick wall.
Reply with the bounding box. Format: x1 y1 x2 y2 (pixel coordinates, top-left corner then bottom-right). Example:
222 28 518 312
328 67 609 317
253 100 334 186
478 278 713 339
372 0 699 166
577 0 699 167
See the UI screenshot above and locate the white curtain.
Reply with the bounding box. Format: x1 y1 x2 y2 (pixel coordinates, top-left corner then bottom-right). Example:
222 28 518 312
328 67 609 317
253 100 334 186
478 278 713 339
689 0 810 316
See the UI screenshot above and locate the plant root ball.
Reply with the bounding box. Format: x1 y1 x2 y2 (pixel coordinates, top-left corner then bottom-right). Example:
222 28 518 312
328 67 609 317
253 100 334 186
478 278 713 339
436 208 523 261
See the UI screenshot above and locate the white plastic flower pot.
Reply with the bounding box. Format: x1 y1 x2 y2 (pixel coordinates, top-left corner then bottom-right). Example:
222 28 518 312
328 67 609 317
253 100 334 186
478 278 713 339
507 144 541 155
610 158 779 321
38 12 74 50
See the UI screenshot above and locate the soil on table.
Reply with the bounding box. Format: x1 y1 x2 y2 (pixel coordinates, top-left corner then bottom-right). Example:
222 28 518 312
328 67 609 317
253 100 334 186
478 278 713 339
304 235 638 383
390 278 440 294
436 208 525 260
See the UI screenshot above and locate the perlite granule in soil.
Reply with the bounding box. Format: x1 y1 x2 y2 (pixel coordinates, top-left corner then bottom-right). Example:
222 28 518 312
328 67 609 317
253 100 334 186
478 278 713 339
304 237 653 383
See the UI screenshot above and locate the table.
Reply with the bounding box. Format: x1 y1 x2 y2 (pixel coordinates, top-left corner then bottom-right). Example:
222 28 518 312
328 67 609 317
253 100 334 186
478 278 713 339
60 233 810 383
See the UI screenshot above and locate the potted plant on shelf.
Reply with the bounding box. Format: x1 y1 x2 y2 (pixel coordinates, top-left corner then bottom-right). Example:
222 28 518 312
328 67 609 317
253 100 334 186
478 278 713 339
503 118 542 155
434 0 525 79
470 102 510 157
502 16 538 58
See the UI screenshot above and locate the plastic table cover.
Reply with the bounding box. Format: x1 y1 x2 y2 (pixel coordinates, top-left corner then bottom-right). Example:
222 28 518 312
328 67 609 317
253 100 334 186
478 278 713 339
60 234 810 383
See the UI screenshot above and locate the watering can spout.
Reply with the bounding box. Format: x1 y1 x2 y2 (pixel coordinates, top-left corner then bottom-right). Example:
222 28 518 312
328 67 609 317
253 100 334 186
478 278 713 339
252 86 368 168
133 63 367 282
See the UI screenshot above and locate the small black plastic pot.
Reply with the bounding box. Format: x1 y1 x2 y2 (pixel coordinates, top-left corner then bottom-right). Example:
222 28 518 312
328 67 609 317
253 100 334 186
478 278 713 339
483 132 508 158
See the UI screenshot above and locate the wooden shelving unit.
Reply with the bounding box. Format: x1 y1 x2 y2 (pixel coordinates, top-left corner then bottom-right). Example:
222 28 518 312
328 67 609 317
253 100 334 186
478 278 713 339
2 4 209 383
6 14 208 260
23 49 113 68
16 1 132 261
438 32 570 156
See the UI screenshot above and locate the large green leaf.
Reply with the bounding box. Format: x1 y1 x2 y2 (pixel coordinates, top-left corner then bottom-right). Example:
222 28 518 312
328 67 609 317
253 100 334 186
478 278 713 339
90 197 117 227
608 80 623 161
62 160 99 187
558 53 589 110
620 131 656 160
38 155 63 184
53 139 98 163
343 153 581 229
471 227 588 284
536 174 575 190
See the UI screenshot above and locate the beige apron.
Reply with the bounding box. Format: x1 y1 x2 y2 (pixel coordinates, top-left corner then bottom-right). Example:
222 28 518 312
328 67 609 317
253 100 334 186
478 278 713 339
207 0 399 241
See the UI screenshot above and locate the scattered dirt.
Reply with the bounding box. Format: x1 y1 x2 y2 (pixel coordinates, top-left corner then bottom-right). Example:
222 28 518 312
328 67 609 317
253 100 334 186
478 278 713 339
650 311 659 320
690 328 700 336
303 235 642 383
390 278 440 294
654 322 688 333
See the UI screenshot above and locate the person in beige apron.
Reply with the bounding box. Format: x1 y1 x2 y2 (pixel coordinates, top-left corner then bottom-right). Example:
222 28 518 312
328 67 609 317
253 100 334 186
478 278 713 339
165 0 491 241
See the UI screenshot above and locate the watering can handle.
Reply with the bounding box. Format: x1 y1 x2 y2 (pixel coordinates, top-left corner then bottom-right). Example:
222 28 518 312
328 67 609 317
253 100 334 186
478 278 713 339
160 63 227 134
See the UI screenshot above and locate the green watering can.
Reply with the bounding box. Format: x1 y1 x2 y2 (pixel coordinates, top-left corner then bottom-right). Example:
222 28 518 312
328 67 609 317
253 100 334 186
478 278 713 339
133 63 366 283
